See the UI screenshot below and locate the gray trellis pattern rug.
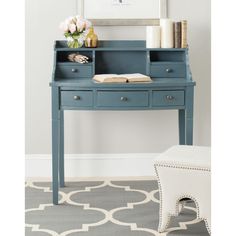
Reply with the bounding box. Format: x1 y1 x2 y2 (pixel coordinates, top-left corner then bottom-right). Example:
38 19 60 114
25 180 209 236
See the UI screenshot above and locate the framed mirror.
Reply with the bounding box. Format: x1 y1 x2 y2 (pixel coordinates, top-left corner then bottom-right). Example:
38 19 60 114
77 0 167 26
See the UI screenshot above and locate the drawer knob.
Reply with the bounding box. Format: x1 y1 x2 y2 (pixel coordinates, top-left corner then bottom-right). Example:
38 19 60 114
73 95 80 100
71 68 78 73
166 95 174 101
120 96 128 101
166 68 172 73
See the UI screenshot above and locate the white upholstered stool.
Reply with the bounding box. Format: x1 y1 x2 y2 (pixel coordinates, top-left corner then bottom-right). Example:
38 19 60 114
154 145 211 234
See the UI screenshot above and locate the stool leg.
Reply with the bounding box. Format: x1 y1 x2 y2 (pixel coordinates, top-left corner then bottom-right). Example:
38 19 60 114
158 209 170 233
158 196 176 233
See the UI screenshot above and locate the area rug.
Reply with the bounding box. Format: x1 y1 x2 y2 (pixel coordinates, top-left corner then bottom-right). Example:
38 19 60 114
25 180 209 236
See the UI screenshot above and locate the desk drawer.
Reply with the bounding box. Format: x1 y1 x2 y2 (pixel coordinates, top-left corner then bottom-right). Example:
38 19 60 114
56 65 93 78
97 91 149 107
61 91 93 107
150 63 186 78
152 90 185 107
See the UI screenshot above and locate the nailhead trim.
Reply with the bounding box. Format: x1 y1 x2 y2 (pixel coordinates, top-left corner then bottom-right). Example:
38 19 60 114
154 163 211 235
155 162 211 172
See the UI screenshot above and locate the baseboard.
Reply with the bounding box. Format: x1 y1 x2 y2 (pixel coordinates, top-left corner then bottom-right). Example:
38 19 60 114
25 153 159 178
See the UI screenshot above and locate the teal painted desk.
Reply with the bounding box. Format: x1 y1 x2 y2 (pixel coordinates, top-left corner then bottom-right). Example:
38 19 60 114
50 40 195 204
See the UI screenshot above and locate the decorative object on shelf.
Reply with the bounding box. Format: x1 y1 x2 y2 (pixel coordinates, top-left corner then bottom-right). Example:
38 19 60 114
181 20 188 48
59 15 92 48
68 53 89 64
160 18 174 48
85 27 98 48
146 26 161 48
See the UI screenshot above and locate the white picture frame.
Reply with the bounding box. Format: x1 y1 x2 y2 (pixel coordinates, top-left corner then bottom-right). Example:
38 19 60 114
77 0 167 26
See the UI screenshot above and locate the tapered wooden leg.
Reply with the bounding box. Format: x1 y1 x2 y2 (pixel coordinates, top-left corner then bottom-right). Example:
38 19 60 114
178 109 186 145
52 119 59 205
59 110 65 187
185 86 194 145
51 86 60 205
186 117 193 145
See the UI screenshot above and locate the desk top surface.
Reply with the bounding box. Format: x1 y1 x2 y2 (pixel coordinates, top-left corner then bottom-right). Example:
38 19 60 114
50 78 195 88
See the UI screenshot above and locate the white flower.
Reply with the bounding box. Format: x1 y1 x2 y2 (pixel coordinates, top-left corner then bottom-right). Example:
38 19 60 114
59 15 92 35
76 19 86 32
67 16 74 24
59 22 69 32
68 23 76 34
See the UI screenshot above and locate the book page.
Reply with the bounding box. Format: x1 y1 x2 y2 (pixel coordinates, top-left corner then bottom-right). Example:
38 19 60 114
122 73 152 82
93 74 127 83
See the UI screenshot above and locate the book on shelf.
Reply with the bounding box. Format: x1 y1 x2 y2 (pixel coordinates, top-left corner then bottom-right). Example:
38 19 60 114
181 20 187 48
172 20 187 48
174 22 181 48
93 73 152 83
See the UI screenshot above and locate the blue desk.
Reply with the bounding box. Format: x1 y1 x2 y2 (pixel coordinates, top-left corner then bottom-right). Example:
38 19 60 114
51 40 195 204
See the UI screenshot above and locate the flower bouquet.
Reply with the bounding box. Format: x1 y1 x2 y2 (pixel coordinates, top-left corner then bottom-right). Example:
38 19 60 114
60 16 92 48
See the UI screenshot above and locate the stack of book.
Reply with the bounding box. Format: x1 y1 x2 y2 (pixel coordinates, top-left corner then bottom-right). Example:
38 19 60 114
147 19 188 49
173 20 188 48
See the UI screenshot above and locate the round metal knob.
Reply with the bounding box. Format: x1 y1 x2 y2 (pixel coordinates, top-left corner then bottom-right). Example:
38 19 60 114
120 96 128 101
73 95 80 100
166 95 174 101
71 68 77 73
166 68 172 73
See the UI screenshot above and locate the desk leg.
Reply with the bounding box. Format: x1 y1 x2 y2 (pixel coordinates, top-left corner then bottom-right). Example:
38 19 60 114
178 109 186 145
185 86 194 145
52 86 60 205
185 117 193 145
52 119 59 205
59 110 65 187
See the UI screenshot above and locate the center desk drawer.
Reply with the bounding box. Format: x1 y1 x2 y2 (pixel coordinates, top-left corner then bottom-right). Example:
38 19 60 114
97 91 149 107
61 91 93 107
56 65 93 78
152 90 185 107
150 63 186 78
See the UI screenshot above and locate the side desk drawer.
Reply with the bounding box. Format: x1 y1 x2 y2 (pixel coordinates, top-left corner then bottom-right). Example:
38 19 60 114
97 91 149 107
56 65 93 78
152 91 185 107
61 91 93 107
150 63 186 78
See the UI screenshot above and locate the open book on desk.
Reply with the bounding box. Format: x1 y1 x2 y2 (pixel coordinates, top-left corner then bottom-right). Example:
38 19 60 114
93 73 152 83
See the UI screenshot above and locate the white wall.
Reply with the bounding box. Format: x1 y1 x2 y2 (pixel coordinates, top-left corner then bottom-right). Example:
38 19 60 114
25 0 211 155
